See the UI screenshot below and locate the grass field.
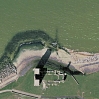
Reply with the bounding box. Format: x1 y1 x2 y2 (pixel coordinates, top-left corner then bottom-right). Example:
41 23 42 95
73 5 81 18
1 66 99 99
1 0 99 99
0 92 14 99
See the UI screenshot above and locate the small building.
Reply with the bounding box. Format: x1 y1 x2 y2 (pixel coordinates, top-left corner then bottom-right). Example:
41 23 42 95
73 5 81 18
34 68 40 75
33 68 40 86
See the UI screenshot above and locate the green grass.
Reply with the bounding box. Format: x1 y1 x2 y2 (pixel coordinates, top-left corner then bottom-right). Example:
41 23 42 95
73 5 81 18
0 92 13 99
1 65 99 99
43 73 99 99
44 75 58 81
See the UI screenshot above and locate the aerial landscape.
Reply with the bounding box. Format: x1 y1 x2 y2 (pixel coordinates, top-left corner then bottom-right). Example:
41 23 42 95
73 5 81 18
0 0 99 99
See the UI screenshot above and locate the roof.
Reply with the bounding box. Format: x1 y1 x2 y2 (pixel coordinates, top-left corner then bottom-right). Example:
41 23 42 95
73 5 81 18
33 68 40 74
34 79 39 86
33 68 40 86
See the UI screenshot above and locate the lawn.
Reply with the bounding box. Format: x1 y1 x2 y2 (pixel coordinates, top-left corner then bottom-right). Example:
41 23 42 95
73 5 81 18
0 92 13 99
1 64 99 99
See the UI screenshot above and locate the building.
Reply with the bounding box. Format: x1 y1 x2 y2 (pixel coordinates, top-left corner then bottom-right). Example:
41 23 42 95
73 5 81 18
33 68 40 86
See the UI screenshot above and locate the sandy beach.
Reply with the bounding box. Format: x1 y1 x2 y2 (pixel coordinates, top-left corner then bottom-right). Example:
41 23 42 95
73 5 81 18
13 48 77 74
13 48 99 75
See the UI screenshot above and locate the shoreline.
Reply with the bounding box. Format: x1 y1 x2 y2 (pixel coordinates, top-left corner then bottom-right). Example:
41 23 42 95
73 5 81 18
1 47 99 89
13 47 99 75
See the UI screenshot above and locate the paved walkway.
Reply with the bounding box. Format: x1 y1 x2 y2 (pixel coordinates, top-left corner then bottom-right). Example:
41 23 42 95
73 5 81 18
0 89 41 99
0 89 12 93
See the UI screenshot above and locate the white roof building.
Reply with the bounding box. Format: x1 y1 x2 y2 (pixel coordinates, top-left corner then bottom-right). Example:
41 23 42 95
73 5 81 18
33 68 40 86
33 68 40 74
